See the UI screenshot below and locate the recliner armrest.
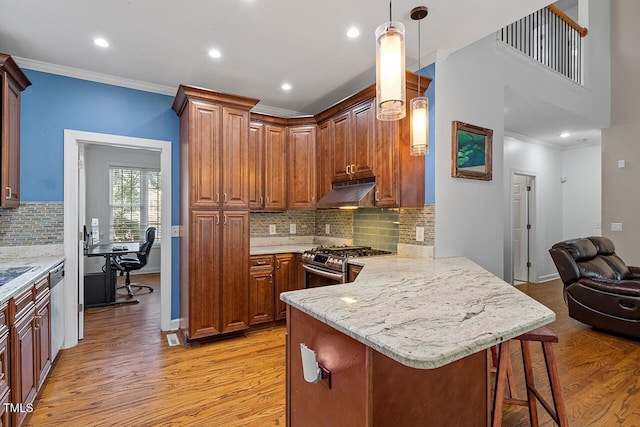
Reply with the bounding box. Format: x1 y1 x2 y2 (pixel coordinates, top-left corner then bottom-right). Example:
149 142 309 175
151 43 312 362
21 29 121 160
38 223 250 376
577 278 640 297
627 266 640 278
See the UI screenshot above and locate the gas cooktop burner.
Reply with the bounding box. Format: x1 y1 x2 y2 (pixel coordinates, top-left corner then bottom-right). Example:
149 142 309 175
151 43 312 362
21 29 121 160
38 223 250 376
309 245 392 258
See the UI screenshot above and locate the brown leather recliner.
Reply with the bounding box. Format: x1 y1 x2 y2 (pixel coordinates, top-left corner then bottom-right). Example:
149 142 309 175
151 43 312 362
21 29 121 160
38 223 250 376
549 236 640 338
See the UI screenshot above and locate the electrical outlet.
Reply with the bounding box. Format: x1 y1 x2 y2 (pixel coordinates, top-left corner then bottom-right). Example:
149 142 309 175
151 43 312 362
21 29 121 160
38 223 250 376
325 224 331 234
171 225 180 237
611 222 623 232
416 226 425 242
269 224 276 235
290 223 296 234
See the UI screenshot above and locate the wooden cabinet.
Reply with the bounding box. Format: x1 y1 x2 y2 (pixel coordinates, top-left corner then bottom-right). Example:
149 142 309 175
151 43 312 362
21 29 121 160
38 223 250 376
316 121 333 201
249 256 275 325
10 285 37 427
249 116 288 211
248 253 302 324
0 302 9 426
315 71 431 208
327 100 375 183
274 254 298 320
0 53 31 208
287 125 317 210
173 86 258 343
34 276 51 391
348 263 363 283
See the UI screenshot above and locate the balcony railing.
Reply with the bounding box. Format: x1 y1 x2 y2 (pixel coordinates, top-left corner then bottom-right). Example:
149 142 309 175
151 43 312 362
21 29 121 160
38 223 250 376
498 5 588 84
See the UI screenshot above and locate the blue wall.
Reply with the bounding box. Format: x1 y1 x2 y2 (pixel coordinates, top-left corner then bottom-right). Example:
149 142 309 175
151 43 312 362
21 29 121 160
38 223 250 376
417 63 436 204
20 69 181 318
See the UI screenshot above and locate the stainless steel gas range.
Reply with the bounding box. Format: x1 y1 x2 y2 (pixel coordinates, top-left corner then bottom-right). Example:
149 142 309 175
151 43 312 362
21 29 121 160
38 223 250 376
300 246 392 288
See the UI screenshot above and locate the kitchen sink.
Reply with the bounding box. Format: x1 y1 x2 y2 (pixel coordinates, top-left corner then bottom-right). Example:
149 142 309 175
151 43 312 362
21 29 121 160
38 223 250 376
0 266 33 287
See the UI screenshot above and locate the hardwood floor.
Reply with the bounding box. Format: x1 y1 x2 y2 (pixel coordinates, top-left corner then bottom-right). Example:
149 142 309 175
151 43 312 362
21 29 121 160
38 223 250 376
26 276 640 426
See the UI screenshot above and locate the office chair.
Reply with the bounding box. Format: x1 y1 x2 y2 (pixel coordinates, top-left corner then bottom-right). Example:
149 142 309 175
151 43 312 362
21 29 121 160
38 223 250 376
111 227 156 298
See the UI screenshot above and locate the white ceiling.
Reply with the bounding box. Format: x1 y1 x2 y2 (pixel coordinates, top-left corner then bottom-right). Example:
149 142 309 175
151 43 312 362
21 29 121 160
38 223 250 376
0 0 600 147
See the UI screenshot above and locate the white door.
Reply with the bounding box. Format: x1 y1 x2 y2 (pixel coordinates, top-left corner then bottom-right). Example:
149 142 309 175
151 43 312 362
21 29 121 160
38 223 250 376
512 174 530 282
78 143 86 339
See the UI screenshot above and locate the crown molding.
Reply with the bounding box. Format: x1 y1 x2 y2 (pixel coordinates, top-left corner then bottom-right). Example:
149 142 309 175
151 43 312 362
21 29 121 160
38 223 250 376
251 103 307 118
14 56 177 96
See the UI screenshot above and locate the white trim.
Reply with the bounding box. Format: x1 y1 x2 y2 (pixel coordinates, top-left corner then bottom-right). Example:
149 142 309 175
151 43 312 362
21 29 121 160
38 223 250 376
169 318 180 331
64 130 173 349
251 103 307 118
538 273 560 282
15 56 177 96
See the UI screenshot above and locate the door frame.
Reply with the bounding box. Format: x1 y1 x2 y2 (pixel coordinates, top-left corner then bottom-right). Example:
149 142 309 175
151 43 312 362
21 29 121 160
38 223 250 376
63 130 172 348
509 169 537 284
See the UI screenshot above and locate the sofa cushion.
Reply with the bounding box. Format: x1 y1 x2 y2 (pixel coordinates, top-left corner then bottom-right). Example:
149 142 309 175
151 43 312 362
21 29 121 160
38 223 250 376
588 236 616 255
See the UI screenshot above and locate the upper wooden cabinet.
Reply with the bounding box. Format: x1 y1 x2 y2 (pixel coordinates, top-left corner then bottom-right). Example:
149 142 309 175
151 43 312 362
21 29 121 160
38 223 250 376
249 114 288 211
316 121 333 202
287 124 317 210
315 71 431 208
173 86 258 211
0 53 31 208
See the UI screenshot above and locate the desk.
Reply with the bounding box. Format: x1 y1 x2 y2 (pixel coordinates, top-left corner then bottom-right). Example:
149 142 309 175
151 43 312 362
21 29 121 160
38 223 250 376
84 242 141 307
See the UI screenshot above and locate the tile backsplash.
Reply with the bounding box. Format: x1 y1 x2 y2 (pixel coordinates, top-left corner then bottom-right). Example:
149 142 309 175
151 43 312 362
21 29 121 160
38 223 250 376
0 202 64 246
251 205 435 251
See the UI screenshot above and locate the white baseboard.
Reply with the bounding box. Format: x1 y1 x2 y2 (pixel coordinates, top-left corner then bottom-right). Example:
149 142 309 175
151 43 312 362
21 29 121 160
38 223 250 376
538 273 560 282
169 318 180 331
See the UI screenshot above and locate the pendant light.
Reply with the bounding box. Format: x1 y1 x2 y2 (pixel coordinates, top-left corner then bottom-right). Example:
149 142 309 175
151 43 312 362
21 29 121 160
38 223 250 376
375 1 406 121
410 6 429 156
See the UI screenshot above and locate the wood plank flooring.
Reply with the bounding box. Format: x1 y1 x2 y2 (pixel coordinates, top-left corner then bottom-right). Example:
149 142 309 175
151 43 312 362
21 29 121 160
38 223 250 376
26 276 640 426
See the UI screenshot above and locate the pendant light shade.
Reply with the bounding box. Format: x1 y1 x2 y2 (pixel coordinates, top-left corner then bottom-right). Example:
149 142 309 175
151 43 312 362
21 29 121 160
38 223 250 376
410 5 429 156
375 21 406 121
410 96 428 155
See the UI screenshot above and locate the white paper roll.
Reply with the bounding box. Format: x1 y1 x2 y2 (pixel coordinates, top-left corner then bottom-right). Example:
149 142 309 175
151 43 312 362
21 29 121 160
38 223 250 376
300 343 321 383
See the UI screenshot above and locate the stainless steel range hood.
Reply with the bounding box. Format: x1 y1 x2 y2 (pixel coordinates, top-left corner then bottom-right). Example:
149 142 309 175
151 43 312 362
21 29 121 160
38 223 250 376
316 178 376 209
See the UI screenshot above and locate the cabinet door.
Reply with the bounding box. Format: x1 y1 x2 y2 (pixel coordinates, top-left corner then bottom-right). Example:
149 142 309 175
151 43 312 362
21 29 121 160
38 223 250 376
248 122 264 210
316 121 333 201
375 119 400 207
287 126 317 210
35 294 52 391
222 107 250 209
275 254 296 320
221 211 250 332
351 100 376 178
0 332 9 399
264 124 287 211
249 267 275 325
190 101 221 209
11 309 37 427
331 111 351 182
1 73 22 207
188 210 222 339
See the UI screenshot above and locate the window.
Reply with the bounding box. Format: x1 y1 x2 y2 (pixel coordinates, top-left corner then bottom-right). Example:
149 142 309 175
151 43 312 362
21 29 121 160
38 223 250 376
109 166 161 242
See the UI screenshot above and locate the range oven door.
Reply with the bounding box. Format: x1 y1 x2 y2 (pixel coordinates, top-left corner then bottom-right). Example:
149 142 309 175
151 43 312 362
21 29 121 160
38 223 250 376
301 263 345 288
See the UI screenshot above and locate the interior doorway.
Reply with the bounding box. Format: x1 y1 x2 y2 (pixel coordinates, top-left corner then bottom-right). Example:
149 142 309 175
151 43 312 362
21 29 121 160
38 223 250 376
63 130 172 348
512 173 534 284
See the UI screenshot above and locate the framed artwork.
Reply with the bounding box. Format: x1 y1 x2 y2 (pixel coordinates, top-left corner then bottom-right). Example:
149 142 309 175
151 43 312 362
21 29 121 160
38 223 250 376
451 121 493 181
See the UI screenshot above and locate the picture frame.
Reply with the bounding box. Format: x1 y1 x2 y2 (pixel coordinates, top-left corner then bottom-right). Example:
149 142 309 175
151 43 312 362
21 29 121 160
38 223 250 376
451 121 493 181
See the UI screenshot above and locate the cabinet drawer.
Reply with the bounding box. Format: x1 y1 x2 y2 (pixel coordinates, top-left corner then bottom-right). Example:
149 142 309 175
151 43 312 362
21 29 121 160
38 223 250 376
34 275 50 301
250 255 274 268
10 285 35 323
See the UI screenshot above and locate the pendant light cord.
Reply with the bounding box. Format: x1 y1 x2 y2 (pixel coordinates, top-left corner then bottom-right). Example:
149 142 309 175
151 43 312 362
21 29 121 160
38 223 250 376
389 1 392 22
417 15 421 94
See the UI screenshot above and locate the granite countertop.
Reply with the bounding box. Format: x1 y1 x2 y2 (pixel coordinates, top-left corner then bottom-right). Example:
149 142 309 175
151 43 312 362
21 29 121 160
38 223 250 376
250 244 316 256
0 245 65 303
281 255 555 370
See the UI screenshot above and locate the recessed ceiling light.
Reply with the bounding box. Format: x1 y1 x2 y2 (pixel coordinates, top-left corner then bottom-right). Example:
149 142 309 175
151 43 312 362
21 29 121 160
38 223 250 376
576 138 587 143
281 83 292 91
93 38 109 48
208 49 222 59
347 27 360 38
560 132 571 138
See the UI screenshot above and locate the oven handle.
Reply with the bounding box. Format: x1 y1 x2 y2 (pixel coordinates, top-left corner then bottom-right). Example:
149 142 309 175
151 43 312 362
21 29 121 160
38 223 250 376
301 264 345 281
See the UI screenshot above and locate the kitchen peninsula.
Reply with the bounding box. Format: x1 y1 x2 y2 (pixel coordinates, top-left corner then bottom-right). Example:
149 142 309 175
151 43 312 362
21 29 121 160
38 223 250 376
281 255 555 426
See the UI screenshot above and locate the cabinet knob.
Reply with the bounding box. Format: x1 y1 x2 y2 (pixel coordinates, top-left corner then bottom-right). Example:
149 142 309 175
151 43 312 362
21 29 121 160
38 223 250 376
345 165 350 175
269 274 273 283
350 164 355 175
5 187 12 200
216 215 220 225
260 196 264 206
223 193 228 203
215 193 220 203
276 259 280 269
223 214 227 225
375 190 380 202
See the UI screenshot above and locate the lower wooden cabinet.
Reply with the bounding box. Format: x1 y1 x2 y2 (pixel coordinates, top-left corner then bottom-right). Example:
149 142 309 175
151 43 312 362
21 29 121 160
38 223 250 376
248 253 303 326
2 275 53 426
